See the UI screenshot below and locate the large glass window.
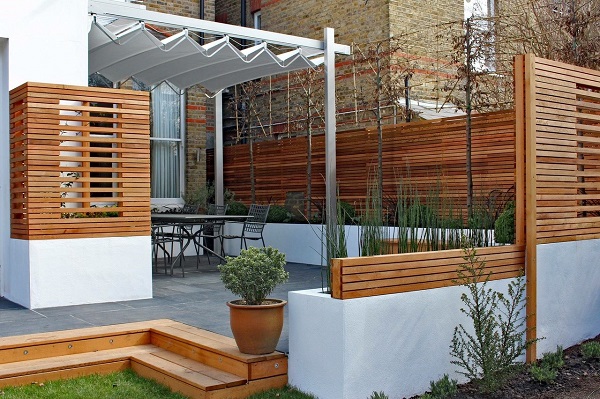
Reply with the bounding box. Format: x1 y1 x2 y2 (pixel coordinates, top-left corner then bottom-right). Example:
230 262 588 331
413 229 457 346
149 82 183 199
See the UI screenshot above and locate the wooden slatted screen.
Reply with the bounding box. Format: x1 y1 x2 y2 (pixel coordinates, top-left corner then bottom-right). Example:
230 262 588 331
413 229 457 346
9 82 150 240
331 245 525 299
523 57 600 244
208 110 516 212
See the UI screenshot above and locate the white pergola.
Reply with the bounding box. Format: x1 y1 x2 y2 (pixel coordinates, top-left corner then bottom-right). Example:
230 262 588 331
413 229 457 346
88 0 350 235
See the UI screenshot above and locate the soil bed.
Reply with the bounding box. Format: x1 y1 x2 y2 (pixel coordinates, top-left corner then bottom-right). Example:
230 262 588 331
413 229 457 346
411 333 600 399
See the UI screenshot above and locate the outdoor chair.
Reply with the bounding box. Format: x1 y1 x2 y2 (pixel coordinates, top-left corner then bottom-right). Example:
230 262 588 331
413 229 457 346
151 222 183 274
197 203 229 265
154 203 200 275
221 204 270 256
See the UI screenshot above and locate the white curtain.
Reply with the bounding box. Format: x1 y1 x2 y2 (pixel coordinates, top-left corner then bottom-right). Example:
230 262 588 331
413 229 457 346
150 83 181 199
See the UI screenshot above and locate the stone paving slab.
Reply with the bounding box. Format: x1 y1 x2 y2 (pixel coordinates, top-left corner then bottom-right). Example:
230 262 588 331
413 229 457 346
0 261 322 354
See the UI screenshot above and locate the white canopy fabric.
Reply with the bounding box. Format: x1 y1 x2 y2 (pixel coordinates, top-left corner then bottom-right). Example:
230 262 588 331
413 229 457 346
89 18 324 91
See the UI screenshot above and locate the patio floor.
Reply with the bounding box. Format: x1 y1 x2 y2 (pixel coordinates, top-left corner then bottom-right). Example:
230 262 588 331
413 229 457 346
0 258 323 354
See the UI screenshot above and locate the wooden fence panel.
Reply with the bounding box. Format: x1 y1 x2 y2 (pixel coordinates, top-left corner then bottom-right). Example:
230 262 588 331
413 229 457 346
9 82 150 240
527 57 600 244
331 245 525 299
208 110 516 213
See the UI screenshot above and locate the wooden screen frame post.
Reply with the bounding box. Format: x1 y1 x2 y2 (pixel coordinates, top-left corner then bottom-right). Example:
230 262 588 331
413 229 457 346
523 54 538 363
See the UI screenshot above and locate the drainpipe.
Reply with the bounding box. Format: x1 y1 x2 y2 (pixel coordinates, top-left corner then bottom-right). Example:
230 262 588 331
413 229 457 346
199 0 205 44
240 0 247 46
405 74 411 122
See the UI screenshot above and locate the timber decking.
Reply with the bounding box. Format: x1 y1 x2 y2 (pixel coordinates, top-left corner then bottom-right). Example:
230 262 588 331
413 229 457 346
0 319 287 399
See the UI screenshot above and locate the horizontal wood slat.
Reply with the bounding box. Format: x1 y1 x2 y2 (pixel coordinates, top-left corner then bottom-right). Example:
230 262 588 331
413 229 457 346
9 82 151 240
530 57 600 243
331 245 525 299
208 110 516 214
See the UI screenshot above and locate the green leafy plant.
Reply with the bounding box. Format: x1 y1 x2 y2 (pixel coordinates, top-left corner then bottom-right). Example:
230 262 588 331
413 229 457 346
530 363 558 383
581 341 600 359
530 346 564 383
422 374 458 398
218 247 289 305
450 239 533 393
227 201 249 215
495 201 515 244
368 391 389 399
338 201 357 224
267 205 293 223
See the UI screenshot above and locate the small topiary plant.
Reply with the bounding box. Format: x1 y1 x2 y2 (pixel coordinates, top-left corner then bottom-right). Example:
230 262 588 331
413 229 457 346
267 205 292 223
581 341 600 359
218 247 289 305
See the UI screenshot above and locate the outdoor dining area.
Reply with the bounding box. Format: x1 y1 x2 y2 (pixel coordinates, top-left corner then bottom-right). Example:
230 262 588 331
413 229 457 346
151 204 271 276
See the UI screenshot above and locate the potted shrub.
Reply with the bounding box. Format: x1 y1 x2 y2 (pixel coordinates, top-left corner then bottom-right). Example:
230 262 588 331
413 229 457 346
218 246 289 354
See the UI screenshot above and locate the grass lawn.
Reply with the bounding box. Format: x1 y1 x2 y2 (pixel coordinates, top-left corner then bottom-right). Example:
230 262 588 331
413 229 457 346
0 370 315 399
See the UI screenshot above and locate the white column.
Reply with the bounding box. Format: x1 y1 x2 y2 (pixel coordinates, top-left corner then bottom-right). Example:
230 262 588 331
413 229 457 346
0 38 8 296
214 91 224 206
324 28 337 254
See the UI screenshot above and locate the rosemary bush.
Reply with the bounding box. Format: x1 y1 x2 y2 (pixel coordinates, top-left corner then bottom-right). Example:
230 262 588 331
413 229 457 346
581 341 600 359
218 247 288 305
420 374 458 399
530 346 564 383
450 240 532 393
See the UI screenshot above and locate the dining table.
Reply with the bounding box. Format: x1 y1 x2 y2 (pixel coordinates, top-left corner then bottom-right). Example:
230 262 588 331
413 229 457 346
151 213 251 276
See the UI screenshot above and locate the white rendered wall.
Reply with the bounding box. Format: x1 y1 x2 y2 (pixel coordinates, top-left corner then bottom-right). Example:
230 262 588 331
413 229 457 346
289 278 519 399
0 0 89 90
537 238 600 354
18 236 152 309
0 1 155 308
222 223 365 264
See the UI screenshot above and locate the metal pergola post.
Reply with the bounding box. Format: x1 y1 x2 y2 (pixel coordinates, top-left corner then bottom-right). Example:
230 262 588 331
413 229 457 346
324 27 337 260
214 91 224 207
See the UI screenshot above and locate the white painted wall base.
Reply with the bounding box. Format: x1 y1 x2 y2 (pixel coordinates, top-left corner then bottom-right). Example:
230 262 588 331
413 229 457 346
537 239 600 354
289 279 518 399
5 236 152 309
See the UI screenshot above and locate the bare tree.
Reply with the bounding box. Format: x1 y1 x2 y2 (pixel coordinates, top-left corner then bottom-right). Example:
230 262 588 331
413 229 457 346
293 66 325 220
496 0 600 70
354 37 416 207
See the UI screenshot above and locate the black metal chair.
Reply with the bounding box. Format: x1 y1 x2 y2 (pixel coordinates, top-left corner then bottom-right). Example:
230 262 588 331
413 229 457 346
151 222 182 274
221 204 270 255
197 203 228 265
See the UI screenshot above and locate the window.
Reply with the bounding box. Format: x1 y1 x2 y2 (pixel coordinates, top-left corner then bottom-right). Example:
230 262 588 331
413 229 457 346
148 82 184 200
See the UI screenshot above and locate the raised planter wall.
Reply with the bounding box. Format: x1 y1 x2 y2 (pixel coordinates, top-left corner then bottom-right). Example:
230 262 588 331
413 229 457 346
289 279 519 399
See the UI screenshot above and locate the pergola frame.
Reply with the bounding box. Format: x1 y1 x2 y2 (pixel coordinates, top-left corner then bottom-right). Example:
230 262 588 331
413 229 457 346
88 0 351 246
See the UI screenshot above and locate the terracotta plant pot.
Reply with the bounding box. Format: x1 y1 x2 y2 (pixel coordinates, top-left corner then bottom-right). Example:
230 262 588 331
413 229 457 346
227 299 287 355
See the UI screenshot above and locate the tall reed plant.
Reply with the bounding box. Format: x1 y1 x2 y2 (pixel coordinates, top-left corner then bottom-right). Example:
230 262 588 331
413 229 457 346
359 177 395 256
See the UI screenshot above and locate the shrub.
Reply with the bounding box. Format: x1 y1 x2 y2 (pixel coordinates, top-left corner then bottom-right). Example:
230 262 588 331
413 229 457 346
227 201 248 215
530 364 558 383
530 346 563 384
495 201 515 244
368 392 389 399
267 205 292 223
218 247 288 305
450 240 534 393
424 374 458 398
581 341 600 359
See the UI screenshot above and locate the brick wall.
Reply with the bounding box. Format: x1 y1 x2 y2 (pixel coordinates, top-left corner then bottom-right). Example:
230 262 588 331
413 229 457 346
144 0 215 195
214 0 464 140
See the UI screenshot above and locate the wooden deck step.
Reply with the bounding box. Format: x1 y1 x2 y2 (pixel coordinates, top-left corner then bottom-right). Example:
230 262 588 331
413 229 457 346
0 320 288 399
0 345 157 388
131 350 246 391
